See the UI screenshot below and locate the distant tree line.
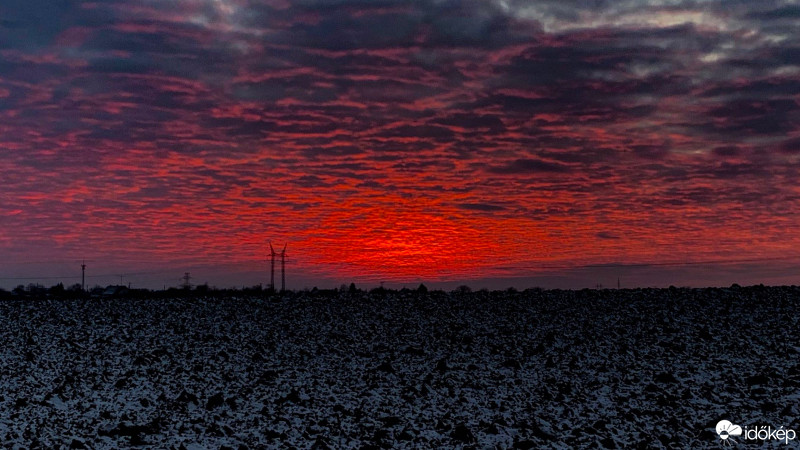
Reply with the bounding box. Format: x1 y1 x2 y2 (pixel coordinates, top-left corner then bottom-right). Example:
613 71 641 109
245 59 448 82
0 282 274 300
0 281 474 300
0 280 541 301
11 280 776 300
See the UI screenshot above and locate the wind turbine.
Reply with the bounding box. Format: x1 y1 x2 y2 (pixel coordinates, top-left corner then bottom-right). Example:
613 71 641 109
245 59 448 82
269 241 277 292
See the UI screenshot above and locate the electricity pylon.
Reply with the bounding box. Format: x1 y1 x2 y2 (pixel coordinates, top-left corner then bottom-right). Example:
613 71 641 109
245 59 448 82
181 272 192 290
268 241 287 292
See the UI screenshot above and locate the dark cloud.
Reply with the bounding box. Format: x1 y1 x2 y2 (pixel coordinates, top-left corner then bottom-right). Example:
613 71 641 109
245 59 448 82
374 124 455 141
302 145 364 159
701 99 799 136
487 158 571 174
631 144 670 160
421 0 537 48
431 113 506 133
88 56 159 75
712 146 743 158
83 29 183 55
272 0 533 50
456 203 506 212
293 175 333 188
779 138 800 154
699 78 800 100
346 79 444 104
281 9 422 51
704 162 772 181
542 147 615 164
232 76 340 103
747 4 800 20
0 0 76 49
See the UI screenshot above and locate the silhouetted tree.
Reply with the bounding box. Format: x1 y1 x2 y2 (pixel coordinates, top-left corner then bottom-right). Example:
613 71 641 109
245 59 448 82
49 282 65 297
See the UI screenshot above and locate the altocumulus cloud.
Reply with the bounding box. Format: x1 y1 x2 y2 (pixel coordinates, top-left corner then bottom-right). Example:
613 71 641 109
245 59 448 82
0 0 799 287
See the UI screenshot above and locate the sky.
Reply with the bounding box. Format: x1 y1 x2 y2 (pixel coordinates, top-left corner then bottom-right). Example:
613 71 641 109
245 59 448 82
1 0 799 290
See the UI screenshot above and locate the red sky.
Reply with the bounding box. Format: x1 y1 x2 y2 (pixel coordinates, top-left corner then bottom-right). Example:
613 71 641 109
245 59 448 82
1 0 800 289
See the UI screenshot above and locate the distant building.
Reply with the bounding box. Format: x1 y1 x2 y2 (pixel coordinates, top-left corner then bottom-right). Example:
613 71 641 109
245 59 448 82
91 285 130 298
103 285 129 297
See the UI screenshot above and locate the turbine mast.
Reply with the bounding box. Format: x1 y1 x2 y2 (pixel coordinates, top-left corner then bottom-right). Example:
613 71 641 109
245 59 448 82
280 243 287 292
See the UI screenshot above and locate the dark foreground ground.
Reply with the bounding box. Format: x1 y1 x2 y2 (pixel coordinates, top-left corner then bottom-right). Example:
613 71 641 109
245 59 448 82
1 286 799 448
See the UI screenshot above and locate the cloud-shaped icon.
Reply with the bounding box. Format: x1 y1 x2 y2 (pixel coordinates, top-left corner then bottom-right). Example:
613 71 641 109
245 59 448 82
716 420 742 444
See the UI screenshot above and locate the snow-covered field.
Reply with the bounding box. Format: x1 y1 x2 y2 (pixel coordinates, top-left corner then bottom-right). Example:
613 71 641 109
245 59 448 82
2 286 799 448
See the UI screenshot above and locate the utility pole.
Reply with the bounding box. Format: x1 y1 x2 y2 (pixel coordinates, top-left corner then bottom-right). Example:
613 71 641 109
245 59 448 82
81 261 86 292
181 272 191 290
